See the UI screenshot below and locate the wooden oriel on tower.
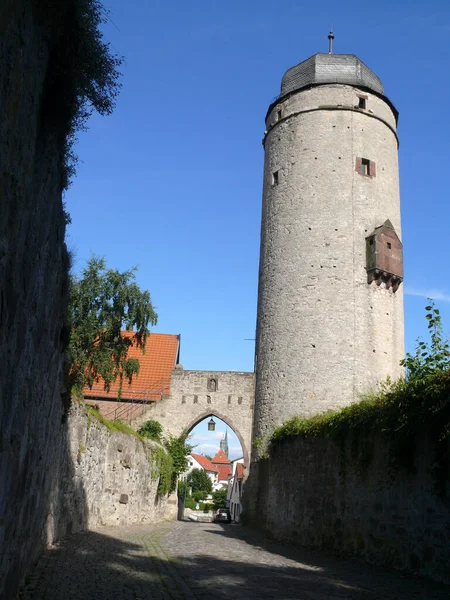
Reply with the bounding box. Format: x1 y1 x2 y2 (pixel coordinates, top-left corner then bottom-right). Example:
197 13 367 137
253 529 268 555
366 220 403 292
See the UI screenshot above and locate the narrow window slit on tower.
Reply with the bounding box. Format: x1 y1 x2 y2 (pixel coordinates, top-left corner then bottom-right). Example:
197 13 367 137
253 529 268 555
277 109 282 121
272 171 279 185
387 242 392 249
358 97 366 109
361 158 370 176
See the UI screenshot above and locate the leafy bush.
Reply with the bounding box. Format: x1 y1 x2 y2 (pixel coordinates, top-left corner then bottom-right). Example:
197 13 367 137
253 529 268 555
184 496 197 510
177 480 188 499
212 488 228 510
138 419 163 441
401 302 450 378
187 468 212 495
165 434 192 492
192 490 207 502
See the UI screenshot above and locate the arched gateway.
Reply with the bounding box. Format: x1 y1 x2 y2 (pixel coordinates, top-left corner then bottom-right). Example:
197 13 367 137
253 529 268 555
83 334 255 467
133 366 254 466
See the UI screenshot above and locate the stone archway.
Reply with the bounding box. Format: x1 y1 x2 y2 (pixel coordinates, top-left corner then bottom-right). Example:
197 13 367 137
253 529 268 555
132 368 254 466
184 409 249 466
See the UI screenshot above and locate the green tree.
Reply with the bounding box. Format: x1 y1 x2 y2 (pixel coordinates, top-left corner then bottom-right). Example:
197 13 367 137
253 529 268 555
165 435 193 492
401 300 450 379
68 256 157 397
212 488 228 510
187 468 212 495
138 419 163 441
177 480 188 499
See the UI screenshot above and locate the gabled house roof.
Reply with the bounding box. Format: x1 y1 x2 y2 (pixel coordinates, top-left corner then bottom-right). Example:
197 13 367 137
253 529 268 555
83 332 180 401
216 464 232 482
211 449 231 465
190 454 218 473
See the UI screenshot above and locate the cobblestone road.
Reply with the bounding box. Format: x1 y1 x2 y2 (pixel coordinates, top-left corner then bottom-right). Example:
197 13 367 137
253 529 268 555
20 521 449 599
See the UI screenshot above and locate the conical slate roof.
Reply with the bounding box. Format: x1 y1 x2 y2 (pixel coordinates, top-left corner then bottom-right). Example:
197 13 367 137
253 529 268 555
280 53 384 98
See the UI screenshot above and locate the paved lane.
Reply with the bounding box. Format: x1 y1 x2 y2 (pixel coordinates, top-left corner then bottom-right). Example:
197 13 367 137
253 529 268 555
20 521 449 599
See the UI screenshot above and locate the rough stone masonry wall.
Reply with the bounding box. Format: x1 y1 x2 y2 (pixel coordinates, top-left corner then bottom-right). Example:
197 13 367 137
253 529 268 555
132 369 255 464
45 402 176 541
244 435 450 584
0 4 175 598
0 2 71 598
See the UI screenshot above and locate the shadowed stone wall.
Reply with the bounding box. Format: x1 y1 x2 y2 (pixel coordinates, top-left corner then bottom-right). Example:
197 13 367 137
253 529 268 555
0 2 71 597
0 4 175 598
244 434 450 584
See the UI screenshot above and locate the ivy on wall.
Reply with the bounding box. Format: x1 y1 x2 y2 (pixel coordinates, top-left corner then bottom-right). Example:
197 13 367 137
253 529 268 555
271 302 450 494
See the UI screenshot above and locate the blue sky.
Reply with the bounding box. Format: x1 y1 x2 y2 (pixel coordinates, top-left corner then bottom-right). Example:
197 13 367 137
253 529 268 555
67 0 450 373
189 417 242 462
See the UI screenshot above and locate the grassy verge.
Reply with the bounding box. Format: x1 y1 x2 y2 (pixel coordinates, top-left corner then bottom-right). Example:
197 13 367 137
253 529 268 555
84 404 144 440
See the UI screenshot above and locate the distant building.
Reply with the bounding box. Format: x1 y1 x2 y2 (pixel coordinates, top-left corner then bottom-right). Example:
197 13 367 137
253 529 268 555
210 449 232 489
227 458 245 522
185 453 218 488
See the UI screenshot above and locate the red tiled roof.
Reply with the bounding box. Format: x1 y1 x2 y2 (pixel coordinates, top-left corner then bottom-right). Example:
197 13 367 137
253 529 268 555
211 449 231 465
236 463 244 480
217 464 232 482
190 454 218 473
83 332 180 401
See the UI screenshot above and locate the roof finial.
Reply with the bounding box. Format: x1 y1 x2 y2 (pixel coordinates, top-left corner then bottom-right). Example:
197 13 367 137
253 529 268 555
328 29 334 54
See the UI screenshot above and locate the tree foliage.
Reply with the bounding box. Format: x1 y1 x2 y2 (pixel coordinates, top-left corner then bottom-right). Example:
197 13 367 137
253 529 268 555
187 468 212 495
212 488 228 509
36 0 123 189
401 301 450 379
165 434 193 492
138 419 163 441
177 480 188 499
68 256 157 397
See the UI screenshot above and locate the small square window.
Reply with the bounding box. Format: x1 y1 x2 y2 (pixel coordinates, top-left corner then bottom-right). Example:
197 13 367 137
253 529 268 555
358 97 366 109
387 242 392 249
272 171 279 186
356 157 376 178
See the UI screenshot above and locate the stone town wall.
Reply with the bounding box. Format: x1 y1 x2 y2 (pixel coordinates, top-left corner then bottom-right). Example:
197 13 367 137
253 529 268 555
1 2 70 598
132 368 255 464
243 434 450 584
0 4 174 598
46 402 176 540
2 398 176 600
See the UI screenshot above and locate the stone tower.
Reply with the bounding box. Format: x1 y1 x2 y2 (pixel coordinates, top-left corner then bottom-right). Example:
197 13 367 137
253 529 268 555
220 429 229 457
253 50 404 444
